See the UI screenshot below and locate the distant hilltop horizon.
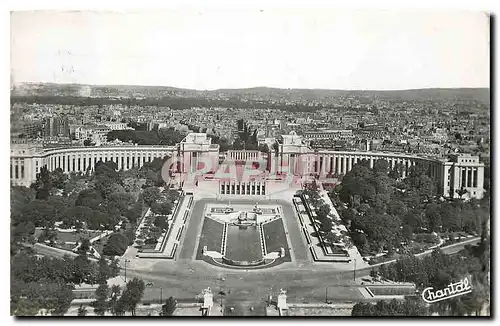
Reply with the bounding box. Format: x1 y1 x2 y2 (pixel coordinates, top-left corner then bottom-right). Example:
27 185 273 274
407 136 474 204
10 81 490 92
10 81 490 105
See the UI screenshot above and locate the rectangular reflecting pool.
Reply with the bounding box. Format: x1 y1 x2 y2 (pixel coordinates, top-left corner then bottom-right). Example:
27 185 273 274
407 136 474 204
224 224 263 262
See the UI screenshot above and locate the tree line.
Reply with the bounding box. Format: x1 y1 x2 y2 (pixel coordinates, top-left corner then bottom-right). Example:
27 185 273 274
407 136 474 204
11 95 323 112
107 127 185 146
356 234 490 316
329 159 489 256
11 152 182 315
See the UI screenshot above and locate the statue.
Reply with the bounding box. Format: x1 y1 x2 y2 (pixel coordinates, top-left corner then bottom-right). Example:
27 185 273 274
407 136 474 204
253 202 262 214
202 245 207 255
202 287 214 312
277 288 288 309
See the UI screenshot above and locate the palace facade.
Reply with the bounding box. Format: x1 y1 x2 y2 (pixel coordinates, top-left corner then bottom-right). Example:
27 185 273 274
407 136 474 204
10 132 485 199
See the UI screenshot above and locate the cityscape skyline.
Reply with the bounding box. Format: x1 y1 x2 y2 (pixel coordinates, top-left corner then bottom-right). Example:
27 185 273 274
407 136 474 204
9 7 491 317
11 10 490 90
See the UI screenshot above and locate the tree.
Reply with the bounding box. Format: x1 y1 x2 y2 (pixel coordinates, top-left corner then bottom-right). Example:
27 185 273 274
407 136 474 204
122 227 135 247
109 258 120 279
93 160 122 196
120 278 145 316
456 187 468 199
323 232 342 245
71 254 98 285
31 167 53 200
319 217 333 234
43 283 75 316
373 159 389 174
11 297 40 316
352 298 428 316
154 215 169 231
405 165 436 198
19 200 58 228
11 281 75 316
83 139 95 146
387 199 407 216
143 187 161 206
102 233 129 256
402 225 413 243
12 221 36 243
11 186 36 217
160 297 177 316
316 204 331 218
91 283 109 316
126 198 143 225
77 305 88 316
351 212 401 253
389 163 403 180
97 256 119 284
109 285 122 316
351 302 375 316
37 226 57 244
339 164 376 206
77 238 91 256
351 231 368 254
341 208 357 222
145 237 158 245
75 189 104 210
403 210 426 231
425 202 443 232
107 191 135 215
50 168 68 189
151 201 173 216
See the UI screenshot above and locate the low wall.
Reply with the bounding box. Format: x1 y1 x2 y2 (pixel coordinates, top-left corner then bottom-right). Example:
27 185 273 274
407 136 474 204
137 192 190 259
33 243 99 261
298 195 349 258
221 256 266 267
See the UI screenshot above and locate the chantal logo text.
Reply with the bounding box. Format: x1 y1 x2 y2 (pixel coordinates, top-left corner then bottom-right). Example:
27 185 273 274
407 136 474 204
421 276 472 303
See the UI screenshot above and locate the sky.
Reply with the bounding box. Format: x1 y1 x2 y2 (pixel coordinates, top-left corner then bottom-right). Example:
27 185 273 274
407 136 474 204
10 10 490 90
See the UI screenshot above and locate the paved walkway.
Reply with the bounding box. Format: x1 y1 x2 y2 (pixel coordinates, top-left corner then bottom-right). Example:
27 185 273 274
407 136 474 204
161 195 193 257
33 243 99 262
292 194 366 270
293 198 349 262
319 191 368 270
367 236 481 268
177 198 206 260
65 302 211 317
279 199 310 264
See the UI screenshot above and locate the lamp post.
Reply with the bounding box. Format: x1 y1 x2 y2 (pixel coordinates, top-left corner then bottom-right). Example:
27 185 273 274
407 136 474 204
217 276 226 313
124 259 131 283
218 288 226 314
325 286 328 304
350 258 357 282
145 282 163 305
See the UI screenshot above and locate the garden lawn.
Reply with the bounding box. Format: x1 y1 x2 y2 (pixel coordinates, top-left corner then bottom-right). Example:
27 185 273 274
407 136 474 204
34 229 103 243
196 217 224 259
263 219 288 253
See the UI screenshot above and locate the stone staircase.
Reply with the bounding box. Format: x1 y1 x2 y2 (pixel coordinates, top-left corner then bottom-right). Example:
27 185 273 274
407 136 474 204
258 223 268 257
221 223 228 256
